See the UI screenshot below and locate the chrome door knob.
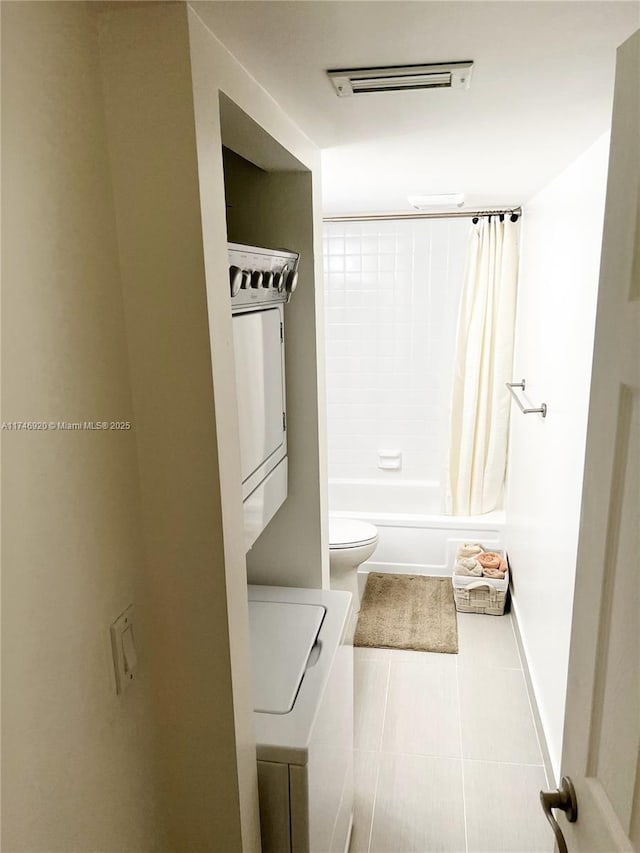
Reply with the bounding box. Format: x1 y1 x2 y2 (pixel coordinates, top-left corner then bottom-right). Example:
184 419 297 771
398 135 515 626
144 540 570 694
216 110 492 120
540 776 578 853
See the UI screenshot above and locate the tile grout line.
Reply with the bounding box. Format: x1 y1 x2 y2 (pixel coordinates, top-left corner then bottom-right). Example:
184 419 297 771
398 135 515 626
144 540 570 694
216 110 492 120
366 657 391 853
455 659 470 853
365 755 382 853
374 747 545 769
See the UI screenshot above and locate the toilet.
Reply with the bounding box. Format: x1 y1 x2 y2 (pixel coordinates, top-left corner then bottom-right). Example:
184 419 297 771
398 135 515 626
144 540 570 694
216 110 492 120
329 517 379 612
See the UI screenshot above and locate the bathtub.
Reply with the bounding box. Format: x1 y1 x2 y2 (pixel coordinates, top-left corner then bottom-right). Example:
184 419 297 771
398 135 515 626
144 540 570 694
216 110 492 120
329 478 505 581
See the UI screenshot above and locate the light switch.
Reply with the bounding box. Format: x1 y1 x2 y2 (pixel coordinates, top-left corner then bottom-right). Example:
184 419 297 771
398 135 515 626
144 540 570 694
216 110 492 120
110 604 136 694
122 625 137 674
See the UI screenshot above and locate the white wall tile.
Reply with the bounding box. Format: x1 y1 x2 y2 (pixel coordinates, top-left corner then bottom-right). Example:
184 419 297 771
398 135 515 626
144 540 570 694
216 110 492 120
324 219 468 484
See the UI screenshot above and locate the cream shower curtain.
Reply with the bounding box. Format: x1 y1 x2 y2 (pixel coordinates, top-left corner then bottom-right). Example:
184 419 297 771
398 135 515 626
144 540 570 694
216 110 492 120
448 216 519 515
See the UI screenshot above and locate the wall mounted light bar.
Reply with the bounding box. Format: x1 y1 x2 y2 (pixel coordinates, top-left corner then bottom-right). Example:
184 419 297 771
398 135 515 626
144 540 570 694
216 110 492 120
408 193 465 209
327 61 473 97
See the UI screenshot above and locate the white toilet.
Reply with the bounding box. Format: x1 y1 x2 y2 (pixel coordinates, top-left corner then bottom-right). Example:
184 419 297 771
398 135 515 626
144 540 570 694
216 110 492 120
329 517 379 612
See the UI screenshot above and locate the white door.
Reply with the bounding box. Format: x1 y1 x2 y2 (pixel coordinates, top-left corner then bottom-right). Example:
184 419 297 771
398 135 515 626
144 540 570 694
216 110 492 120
545 29 640 853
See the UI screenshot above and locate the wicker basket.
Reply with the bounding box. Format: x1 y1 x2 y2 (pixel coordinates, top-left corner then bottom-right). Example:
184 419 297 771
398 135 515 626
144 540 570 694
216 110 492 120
452 549 509 615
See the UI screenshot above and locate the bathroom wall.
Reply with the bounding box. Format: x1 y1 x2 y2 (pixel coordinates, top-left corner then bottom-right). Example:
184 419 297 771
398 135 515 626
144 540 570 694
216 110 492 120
187 8 328 595
3 2 326 850
2 4 160 849
97 5 261 848
222 146 329 589
506 132 610 780
323 217 468 499
100 1 326 846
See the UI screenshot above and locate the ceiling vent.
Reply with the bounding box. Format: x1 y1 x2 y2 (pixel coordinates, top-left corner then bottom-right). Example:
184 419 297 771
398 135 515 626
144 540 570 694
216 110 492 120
327 61 473 97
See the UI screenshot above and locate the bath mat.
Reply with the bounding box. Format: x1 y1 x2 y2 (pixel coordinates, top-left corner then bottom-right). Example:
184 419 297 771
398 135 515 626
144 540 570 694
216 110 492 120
354 573 458 654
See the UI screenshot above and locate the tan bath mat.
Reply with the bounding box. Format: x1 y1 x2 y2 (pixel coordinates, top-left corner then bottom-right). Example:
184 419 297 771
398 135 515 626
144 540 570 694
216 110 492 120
354 573 458 654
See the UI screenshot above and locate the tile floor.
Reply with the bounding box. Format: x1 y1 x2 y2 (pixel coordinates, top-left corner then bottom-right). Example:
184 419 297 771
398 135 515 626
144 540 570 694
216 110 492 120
351 611 554 853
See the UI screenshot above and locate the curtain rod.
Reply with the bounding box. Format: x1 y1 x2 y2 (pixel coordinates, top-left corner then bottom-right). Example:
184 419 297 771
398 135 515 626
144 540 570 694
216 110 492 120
323 207 522 223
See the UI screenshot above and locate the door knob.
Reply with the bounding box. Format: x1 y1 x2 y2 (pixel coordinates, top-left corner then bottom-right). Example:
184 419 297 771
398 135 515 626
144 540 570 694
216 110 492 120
540 776 578 853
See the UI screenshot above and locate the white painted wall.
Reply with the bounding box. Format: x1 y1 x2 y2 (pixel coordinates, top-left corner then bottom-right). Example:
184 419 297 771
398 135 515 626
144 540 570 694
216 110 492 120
2 4 160 848
323 218 468 492
219 149 328 589
506 133 610 780
3 2 326 849
187 6 328 592
97 6 260 848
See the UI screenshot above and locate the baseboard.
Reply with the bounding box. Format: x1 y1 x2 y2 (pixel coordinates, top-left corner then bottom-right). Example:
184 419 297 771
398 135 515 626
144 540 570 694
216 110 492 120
510 601 556 788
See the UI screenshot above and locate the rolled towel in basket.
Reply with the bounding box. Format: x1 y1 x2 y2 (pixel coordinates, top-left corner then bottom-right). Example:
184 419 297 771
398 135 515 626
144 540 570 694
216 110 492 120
477 552 501 570
454 557 483 577
457 543 484 558
479 552 508 579
483 565 506 579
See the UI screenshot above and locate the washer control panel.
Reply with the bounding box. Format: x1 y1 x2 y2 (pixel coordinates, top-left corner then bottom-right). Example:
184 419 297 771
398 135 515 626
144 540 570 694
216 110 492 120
228 243 299 310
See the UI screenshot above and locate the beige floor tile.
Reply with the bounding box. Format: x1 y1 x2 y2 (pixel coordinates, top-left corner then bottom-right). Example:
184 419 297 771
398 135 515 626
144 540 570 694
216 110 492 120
388 647 458 666
459 667 543 764
382 661 461 758
456 612 521 670
355 658 390 751
355 646 391 663
370 753 466 853
464 761 553 852
350 751 379 853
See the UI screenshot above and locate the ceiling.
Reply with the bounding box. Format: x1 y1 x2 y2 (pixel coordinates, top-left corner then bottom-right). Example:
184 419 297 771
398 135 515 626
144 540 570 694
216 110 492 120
193 1 639 214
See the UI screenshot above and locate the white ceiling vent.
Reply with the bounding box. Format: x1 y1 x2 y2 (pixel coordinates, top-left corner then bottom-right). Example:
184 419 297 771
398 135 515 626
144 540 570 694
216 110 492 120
328 61 473 97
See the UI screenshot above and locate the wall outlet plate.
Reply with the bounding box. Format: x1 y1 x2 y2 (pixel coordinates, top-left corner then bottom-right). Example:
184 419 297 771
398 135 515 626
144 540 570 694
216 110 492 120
110 604 137 694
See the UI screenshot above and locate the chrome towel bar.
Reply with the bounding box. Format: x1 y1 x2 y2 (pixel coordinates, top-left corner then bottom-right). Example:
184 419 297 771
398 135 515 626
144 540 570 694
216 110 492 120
506 380 547 418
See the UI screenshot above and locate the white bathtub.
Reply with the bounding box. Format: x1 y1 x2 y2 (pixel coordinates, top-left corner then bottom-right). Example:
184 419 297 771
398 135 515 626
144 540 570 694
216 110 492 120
329 478 505 580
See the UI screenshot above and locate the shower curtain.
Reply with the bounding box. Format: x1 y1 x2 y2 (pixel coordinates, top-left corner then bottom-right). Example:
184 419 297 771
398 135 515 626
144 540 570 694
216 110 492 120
448 216 519 515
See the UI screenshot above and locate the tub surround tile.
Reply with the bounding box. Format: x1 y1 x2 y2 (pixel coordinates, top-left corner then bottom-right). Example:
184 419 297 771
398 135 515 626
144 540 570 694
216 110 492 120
324 219 468 484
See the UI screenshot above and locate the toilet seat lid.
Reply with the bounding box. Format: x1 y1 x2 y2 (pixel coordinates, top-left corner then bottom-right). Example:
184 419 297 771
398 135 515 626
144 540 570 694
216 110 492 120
329 518 378 549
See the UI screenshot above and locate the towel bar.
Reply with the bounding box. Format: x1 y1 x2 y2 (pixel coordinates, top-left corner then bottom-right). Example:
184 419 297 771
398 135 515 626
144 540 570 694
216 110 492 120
506 380 547 417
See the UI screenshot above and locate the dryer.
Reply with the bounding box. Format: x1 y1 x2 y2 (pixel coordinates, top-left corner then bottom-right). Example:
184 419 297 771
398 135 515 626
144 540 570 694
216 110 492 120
248 585 354 853
229 243 299 551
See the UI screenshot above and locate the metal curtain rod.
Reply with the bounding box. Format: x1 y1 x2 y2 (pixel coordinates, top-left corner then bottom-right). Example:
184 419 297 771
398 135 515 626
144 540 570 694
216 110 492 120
323 207 522 223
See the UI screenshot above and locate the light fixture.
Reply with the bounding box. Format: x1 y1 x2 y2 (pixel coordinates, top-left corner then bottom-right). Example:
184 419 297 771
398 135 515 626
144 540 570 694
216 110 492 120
408 193 465 210
327 62 473 97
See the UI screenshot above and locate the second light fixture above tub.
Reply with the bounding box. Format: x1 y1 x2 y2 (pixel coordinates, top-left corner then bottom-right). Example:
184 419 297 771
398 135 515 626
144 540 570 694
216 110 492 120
407 193 466 210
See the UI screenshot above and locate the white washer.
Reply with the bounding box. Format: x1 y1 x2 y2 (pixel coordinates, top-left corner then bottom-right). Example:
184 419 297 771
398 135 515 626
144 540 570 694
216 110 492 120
248 585 354 853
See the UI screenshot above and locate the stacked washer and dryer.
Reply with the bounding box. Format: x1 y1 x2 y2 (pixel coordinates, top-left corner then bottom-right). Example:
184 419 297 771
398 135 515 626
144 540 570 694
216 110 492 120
229 243 354 853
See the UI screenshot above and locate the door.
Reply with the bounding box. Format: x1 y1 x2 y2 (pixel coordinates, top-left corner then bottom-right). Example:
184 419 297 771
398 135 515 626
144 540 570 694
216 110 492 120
552 29 640 852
